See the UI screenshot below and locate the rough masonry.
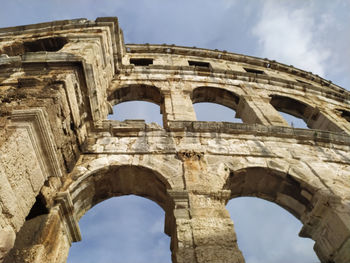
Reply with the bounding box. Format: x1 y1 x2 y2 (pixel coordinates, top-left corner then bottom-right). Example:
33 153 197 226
0 17 349 263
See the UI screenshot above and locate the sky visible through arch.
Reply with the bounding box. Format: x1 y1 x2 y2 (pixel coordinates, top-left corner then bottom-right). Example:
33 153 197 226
1 1 349 262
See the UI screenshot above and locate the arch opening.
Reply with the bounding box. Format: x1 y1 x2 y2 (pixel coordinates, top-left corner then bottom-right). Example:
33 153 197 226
191 86 242 123
270 95 311 129
279 111 308 129
227 197 319 263
108 85 164 126
193 102 242 122
224 167 320 262
68 165 174 262
224 167 315 219
269 95 344 132
108 101 163 126
67 195 171 263
70 165 172 221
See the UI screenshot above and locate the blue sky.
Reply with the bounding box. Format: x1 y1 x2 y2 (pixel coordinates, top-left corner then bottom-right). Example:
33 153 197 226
1 1 349 262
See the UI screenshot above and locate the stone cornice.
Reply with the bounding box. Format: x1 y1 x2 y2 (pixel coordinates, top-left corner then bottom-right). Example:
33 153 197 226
89 120 350 147
126 44 347 94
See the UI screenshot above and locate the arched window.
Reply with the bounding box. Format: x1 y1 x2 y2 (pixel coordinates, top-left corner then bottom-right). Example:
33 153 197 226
227 197 318 263
109 101 163 125
194 102 242 122
270 95 344 132
108 85 164 126
68 195 171 263
191 86 242 123
67 164 173 263
279 111 308 129
270 95 310 129
224 167 320 262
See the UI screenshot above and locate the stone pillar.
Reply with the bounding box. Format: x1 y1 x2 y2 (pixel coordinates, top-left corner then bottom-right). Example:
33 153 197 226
168 190 245 263
169 150 245 263
236 95 288 126
3 208 69 263
300 197 350 263
188 191 245 263
307 108 349 133
168 190 197 263
163 90 197 122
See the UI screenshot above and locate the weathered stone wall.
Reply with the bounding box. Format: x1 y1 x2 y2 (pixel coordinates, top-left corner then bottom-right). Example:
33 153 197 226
0 17 349 263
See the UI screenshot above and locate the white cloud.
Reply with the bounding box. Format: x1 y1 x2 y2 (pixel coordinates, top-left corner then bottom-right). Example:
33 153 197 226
252 0 330 77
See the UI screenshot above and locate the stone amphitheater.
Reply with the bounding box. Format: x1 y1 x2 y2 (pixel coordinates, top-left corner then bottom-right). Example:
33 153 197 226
0 17 349 263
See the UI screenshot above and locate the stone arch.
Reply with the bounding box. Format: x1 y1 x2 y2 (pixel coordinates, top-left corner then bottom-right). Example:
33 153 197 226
108 84 163 107
223 165 350 262
270 94 343 132
224 166 316 220
107 84 164 124
191 86 240 111
191 86 242 122
4 155 182 263
69 164 173 221
65 163 175 262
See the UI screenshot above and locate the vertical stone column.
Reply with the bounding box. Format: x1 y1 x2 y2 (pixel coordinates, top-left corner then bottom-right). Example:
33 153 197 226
236 95 288 126
188 191 245 263
168 190 245 263
170 151 245 263
300 196 350 263
307 108 349 133
163 90 197 122
168 190 197 263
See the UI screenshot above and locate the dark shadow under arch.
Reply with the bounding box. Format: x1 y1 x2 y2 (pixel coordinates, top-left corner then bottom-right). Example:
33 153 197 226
108 84 163 106
270 95 311 120
191 86 240 110
71 165 172 221
224 167 315 220
67 164 174 262
270 94 344 132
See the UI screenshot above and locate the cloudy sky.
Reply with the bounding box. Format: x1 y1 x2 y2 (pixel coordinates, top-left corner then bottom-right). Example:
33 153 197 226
1 0 349 262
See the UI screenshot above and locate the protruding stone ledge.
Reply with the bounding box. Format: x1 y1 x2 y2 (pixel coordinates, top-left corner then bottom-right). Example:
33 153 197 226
167 121 350 146
120 65 347 103
126 44 346 98
88 119 350 147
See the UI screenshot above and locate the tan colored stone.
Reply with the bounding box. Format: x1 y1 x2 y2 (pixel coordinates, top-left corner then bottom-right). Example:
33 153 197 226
0 17 349 263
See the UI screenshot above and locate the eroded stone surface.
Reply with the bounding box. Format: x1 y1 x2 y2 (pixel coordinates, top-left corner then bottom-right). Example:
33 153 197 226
0 17 349 263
